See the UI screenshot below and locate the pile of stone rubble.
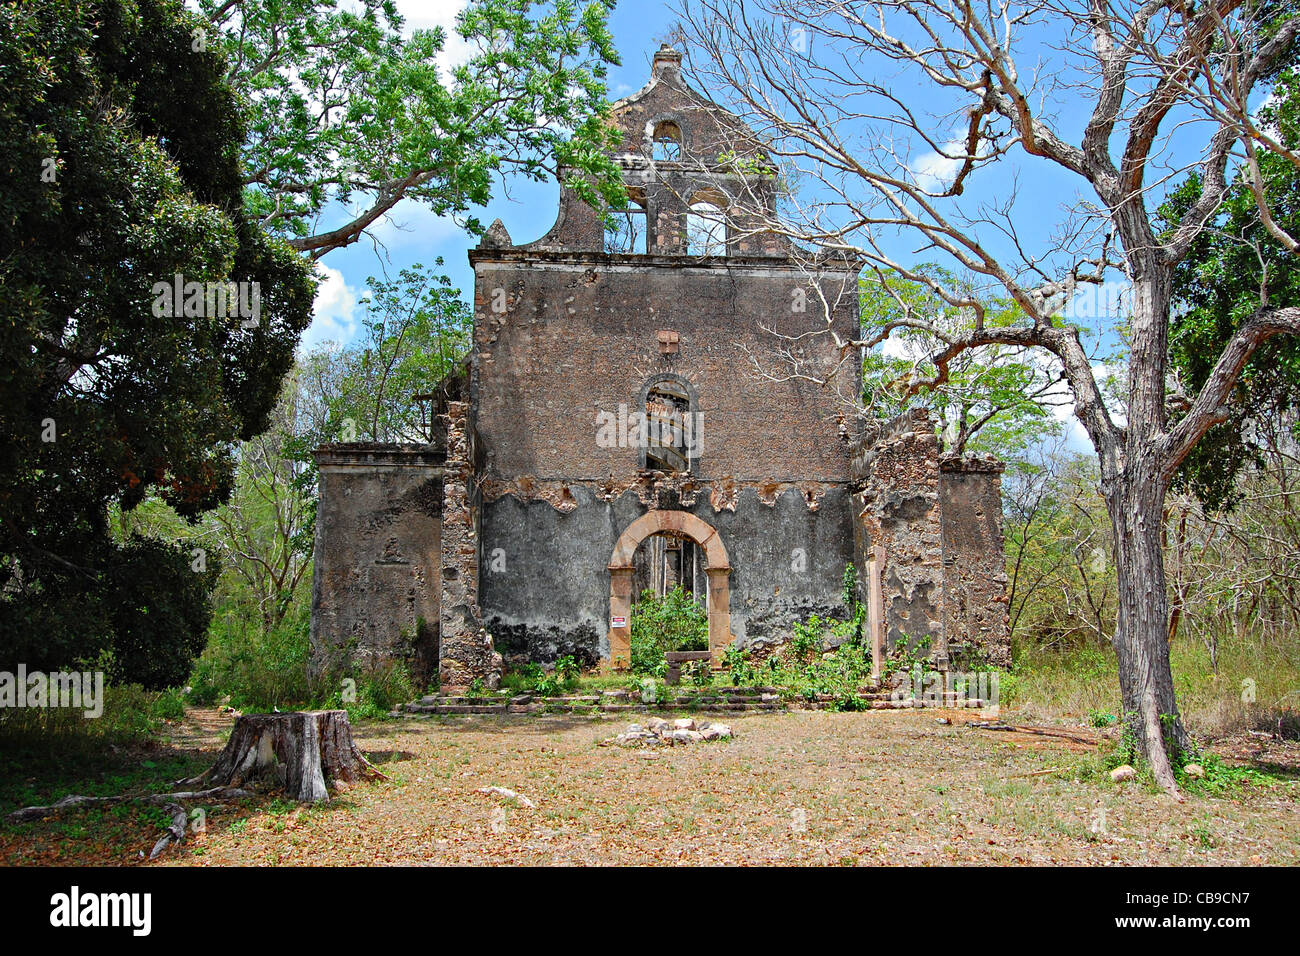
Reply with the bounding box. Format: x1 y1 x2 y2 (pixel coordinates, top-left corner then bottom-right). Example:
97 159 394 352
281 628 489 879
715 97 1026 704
604 716 733 747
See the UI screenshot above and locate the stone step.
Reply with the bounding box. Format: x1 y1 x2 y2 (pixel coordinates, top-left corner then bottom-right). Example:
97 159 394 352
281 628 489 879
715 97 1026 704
434 704 510 714
401 688 991 717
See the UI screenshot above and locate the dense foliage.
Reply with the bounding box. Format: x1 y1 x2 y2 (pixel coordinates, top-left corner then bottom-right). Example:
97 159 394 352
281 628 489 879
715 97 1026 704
0 0 314 686
199 0 630 256
628 587 709 676
860 267 1064 458
1165 41 1300 511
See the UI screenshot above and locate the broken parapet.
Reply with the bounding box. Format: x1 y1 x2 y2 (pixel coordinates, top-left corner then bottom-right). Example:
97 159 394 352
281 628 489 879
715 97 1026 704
849 409 1010 668
439 401 503 690
850 409 944 659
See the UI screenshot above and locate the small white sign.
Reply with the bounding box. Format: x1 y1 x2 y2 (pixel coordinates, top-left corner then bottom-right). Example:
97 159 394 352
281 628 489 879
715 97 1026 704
611 616 627 628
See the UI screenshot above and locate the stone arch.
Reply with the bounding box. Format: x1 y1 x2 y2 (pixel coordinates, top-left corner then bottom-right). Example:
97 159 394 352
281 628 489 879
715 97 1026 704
645 115 684 161
606 510 732 668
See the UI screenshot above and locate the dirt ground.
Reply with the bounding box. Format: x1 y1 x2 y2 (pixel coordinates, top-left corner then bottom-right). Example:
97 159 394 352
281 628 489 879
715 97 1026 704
112 708 1298 866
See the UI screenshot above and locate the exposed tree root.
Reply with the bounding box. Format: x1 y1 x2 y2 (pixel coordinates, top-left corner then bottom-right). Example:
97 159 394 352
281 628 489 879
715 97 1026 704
6 786 253 823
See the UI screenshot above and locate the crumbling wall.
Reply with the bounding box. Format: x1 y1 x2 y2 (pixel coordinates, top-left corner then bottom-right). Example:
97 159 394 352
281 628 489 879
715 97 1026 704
438 401 502 690
468 257 859 482
850 409 944 656
850 409 1012 668
940 457 1011 667
477 481 855 664
531 46 787 257
309 445 443 686
462 47 863 667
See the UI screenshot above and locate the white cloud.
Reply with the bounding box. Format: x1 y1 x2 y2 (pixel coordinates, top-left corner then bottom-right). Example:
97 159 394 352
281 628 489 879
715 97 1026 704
302 264 364 351
395 0 475 80
1251 90 1278 124
879 334 911 360
1040 360 1128 452
908 127 996 193
909 146 963 193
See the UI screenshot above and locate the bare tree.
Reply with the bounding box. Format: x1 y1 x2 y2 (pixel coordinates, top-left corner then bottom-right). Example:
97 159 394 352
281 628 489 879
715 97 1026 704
676 0 1300 793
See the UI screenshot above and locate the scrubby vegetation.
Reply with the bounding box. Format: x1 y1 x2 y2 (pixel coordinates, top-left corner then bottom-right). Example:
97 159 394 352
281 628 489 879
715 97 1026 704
1004 442 1300 743
628 586 709 676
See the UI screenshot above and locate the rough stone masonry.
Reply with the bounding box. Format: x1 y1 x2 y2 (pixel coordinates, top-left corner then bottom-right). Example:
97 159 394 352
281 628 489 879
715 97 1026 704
309 46 1011 692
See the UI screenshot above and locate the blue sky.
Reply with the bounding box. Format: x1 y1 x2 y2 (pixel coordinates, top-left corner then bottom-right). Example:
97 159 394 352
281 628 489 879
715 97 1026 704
304 0 683 350
301 0 1252 453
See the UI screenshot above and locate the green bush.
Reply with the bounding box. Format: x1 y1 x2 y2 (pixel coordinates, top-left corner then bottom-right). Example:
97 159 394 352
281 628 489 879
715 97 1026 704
189 600 318 711
501 663 543 695
499 657 582 697
554 655 581 688
629 587 708 675
722 633 875 709
330 660 416 720
0 681 186 755
534 672 564 697
790 616 826 663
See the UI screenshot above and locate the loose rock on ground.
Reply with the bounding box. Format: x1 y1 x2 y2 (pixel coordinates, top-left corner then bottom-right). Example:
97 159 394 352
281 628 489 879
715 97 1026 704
602 717 734 747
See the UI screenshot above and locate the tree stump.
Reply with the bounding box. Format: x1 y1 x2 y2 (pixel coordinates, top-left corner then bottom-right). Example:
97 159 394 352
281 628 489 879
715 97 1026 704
184 710 384 803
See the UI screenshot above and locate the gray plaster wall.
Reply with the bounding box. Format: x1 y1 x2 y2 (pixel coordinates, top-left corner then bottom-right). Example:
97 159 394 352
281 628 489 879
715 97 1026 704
309 448 443 684
478 484 855 664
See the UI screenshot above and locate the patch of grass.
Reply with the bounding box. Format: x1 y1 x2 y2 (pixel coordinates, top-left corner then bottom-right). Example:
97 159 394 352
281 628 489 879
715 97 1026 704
1013 632 1300 742
1177 752 1284 795
0 683 193 760
0 741 260 866
1188 820 1218 849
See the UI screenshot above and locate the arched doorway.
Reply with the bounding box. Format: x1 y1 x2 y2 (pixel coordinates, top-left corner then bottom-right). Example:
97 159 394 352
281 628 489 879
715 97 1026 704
607 510 731 668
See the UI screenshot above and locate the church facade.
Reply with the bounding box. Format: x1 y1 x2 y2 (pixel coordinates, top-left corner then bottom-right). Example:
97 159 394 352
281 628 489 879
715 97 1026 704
309 48 1010 691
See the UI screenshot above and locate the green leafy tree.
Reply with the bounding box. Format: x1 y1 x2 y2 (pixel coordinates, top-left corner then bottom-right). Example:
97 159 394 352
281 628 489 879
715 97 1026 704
860 268 1066 458
198 0 628 257
320 262 473 443
0 0 314 686
208 371 318 632
1166 63 1300 512
629 587 709 675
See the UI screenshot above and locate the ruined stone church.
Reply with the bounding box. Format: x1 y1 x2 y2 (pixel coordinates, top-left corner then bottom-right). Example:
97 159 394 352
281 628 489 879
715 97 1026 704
309 47 1010 691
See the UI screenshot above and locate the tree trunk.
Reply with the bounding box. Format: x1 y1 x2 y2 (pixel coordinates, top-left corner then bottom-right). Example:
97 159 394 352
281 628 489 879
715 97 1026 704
1106 472 1191 796
184 710 384 803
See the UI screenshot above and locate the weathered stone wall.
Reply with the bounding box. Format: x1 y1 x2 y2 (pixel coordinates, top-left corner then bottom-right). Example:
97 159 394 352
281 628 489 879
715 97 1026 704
940 457 1011 667
850 409 944 656
438 401 502 690
477 481 855 664
468 256 860 482
465 48 862 664
850 410 1011 667
309 445 443 685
